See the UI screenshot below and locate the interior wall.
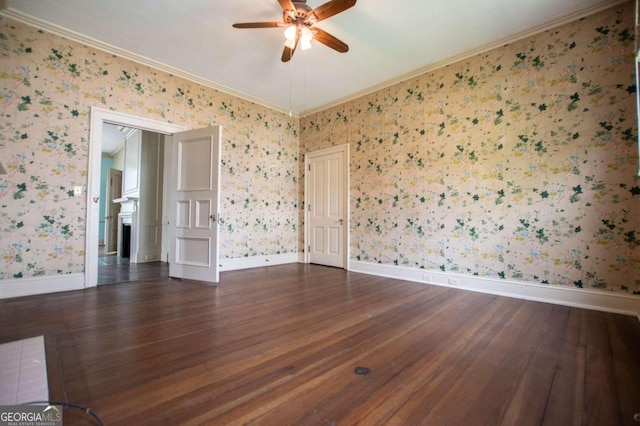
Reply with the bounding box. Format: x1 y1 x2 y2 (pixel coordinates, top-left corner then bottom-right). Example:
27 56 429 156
0 16 299 282
301 3 640 295
112 148 124 172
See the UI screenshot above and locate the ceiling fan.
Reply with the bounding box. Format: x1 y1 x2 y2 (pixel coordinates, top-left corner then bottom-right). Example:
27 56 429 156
232 0 356 62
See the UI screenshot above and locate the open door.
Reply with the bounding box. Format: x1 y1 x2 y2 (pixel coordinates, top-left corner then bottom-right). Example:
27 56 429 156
104 168 122 254
169 126 222 283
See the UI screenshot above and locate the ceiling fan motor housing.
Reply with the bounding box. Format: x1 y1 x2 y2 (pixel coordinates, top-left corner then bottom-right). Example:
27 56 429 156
284 1 316 25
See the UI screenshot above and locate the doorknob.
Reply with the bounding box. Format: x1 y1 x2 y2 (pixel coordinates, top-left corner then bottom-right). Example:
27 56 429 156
210 214 217 222
338 218 344 225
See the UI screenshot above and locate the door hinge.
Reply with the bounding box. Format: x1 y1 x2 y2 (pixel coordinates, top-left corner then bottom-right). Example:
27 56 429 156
308 164 311 171
308 204 311 212
308 245 311 252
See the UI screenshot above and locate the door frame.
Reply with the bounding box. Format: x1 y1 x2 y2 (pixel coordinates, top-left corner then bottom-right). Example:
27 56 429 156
86 107 185 288
303 143 350 269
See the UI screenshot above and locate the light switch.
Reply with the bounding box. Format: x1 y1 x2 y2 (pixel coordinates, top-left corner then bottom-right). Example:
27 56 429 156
73 186 83 196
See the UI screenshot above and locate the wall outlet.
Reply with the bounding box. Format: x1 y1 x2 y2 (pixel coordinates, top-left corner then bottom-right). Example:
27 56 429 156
73 186 83 196
448 278 459 286
423 274 432 282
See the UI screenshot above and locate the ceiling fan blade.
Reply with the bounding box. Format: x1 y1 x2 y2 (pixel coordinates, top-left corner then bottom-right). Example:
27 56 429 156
281 46 294 62
312 27 348 53
281 35 299 62
278 0 296 19
311 0 356 22
233 22 285 29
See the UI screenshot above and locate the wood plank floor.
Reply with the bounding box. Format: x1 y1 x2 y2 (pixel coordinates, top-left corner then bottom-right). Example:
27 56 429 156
1 264 638 425
97 256 168 285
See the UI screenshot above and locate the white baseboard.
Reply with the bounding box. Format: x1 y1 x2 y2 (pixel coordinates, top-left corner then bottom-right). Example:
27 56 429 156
0 273 85 299
219 253 299 272
349 261 640 317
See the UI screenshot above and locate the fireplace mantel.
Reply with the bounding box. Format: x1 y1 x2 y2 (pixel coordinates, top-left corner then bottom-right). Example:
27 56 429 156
117 197 138 260
113 196 139 204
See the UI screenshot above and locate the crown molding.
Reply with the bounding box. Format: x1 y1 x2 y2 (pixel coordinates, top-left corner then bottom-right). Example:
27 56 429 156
301 0 629 117
0 7 300 118
122 127 138 140
109 143 125 158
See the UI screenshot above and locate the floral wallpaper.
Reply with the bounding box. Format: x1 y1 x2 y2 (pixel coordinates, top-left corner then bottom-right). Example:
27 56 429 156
1 3 638 297
301 3 640 294
0 17 299 280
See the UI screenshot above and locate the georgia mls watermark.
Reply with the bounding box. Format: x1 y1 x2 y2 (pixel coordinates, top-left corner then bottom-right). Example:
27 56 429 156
0 405 63 426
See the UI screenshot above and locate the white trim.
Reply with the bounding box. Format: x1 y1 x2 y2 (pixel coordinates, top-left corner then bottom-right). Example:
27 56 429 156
87 108 185 288
0 7 297 118
349 261 640 317
218 253 298 272
300 0 629 116
635 54 640 176
0 274 84 299
304 144 350 269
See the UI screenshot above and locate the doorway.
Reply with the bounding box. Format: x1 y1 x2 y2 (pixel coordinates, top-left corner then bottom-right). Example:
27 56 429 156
304 144 350 269
86 108 186 288
97 124 168 284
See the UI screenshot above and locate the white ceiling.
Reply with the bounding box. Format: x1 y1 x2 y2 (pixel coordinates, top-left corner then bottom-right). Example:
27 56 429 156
101 123 129 154
1 0 624 115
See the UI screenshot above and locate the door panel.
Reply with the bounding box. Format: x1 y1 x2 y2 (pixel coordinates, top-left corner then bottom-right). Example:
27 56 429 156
176 237 210 266
176 201 190 228
169 126 221 283
179 138 213 190
328 228 340 254
195 200 212 229
308 149 346 268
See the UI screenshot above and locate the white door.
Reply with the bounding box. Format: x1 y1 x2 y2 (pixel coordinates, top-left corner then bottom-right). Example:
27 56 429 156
104 168 122 253
169 126 222 283
307 145 348 268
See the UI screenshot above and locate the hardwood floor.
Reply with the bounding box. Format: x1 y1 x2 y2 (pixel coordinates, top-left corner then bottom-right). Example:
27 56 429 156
98 255 168 285
1 264 638 425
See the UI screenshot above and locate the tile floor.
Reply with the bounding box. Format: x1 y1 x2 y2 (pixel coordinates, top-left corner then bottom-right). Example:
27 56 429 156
0 336 48 405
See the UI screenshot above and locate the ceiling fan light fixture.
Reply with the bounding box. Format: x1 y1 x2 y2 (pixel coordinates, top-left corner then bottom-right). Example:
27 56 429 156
300 26 313 50
300 37 312 51
301 26 313 40
233 0 356 62
284 24 297 41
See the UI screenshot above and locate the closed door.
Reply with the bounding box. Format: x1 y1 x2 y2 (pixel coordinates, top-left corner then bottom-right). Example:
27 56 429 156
307 146 348 268
169 126 222 283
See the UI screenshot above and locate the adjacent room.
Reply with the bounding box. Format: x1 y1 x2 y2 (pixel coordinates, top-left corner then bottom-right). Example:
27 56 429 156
0 0 639 424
